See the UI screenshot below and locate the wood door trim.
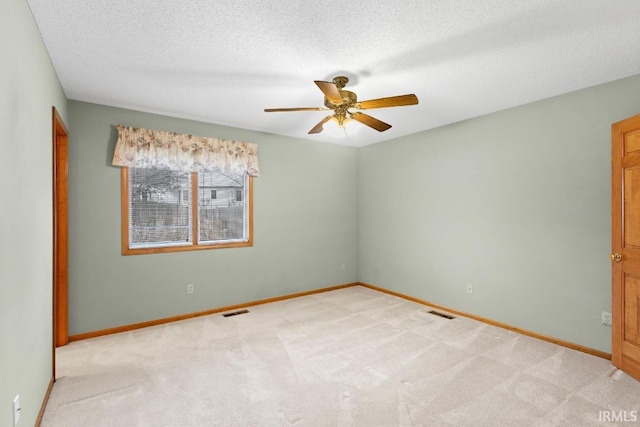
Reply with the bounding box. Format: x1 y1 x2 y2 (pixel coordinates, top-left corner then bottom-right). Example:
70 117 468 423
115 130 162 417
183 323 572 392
53 107 69 358
612 119 624 367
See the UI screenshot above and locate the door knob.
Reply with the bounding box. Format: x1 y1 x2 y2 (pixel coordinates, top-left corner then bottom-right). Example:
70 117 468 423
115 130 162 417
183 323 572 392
610 253 622 262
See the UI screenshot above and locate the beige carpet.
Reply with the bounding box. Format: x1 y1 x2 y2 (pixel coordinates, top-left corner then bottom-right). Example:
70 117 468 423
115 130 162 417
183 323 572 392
43 286 640 426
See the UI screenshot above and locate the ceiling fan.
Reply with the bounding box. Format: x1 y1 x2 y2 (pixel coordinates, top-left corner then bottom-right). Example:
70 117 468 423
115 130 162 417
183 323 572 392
264 76 419 134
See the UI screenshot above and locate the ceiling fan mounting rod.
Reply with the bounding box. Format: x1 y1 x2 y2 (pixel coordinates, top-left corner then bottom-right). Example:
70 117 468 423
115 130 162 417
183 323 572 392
332 76 349 89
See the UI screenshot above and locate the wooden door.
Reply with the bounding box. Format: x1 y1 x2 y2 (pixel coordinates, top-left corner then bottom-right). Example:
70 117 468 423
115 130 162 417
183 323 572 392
612 113 640 381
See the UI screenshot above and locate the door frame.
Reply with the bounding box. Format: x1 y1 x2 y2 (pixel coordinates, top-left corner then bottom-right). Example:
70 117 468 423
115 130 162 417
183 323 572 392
53 107 69 377
612 116 623 369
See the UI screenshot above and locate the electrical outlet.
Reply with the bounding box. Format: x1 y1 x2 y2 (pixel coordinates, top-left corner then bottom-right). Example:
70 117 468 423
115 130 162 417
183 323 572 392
466 284 473 294
602 311 612 326
13 395 20 426
186 284 194 294
341 263 346 271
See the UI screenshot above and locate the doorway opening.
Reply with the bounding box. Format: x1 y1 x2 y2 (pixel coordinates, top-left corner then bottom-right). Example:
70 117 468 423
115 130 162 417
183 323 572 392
53 107 69 378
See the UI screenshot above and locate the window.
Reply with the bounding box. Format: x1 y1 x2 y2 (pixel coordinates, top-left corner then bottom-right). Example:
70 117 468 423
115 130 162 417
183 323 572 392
121 168 252 254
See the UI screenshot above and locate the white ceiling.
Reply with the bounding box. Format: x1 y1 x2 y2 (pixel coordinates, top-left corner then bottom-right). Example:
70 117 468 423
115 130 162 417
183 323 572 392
27 0 640 147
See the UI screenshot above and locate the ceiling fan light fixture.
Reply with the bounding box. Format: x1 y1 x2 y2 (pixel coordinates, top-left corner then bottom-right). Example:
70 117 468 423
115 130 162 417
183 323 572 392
324 117 352 138
331 115 354 129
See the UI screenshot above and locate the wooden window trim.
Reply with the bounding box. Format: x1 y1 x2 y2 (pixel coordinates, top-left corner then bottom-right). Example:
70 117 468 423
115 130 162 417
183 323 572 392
120 168 253 255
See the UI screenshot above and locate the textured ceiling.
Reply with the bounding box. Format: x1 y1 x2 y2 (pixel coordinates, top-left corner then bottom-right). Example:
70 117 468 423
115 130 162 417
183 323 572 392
27 0 640 147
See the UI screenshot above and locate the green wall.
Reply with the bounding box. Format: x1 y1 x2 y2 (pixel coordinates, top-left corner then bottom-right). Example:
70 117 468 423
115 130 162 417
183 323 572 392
67 101 359 335
358 74 640 353
0 0 68 426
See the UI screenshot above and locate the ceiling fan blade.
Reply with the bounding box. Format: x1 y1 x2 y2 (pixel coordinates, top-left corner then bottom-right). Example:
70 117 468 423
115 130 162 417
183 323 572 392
356 94 418 110
314 81 343 104
350 112 392 132
308 116 333 134
264 107 327 112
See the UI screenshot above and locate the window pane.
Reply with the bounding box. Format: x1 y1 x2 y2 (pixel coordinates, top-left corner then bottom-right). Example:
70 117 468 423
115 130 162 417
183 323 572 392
198 172 246 242
129 168 191 247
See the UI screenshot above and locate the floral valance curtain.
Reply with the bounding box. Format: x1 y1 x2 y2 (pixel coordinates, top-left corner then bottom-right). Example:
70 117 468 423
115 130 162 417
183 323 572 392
112 125 260 176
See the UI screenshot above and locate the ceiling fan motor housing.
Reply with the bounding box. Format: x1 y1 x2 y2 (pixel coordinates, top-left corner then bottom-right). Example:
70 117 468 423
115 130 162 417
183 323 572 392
325 90 357 109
